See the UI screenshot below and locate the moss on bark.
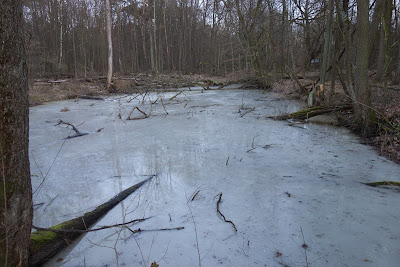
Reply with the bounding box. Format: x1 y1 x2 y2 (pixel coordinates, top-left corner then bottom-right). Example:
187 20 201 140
364 181 400 187
29 177 151 266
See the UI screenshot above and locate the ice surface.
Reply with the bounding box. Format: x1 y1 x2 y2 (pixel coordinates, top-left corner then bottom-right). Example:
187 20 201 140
29 89 400 266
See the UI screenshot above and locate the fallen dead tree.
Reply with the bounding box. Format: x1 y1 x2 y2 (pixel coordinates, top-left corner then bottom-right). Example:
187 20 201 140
268 105 353 121
29 177 152 266
363 181 400 188
76 95 104 100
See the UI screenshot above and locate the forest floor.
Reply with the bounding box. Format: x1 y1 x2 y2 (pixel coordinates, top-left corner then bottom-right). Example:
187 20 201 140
29 72 400 163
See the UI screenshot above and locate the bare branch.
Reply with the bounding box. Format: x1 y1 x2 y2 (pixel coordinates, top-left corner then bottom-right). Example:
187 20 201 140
216 193 237 232
32 217 150 234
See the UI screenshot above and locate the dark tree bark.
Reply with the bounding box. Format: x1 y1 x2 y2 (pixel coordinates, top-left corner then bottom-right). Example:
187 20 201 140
0 0 33 266
376 0 393 81
355 0 374 136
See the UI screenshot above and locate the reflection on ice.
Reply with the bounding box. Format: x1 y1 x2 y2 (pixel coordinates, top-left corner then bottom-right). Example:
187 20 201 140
29 89 400 266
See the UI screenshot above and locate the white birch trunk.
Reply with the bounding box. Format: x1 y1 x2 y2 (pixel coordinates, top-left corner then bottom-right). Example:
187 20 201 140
106 0 113 90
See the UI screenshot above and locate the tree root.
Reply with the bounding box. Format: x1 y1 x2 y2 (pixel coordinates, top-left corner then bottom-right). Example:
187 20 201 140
29 177 152 266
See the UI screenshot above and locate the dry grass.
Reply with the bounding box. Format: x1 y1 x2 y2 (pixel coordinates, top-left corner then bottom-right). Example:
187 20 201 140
29 79 106 106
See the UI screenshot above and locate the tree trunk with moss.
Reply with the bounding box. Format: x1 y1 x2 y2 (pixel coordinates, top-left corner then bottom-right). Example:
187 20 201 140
29 177 151 266
0 1 33 266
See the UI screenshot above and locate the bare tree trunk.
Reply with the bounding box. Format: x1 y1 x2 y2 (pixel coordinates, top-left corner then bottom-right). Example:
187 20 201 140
0 1 33 265
105 0 113 90
355 0 374 136
376 25 386 80
376 0 392 81
72 28 77 79
369 0 385 54
281 0 288 70
163 0 170 70
58 0 63 72
341 0 356 99
320 0 334 85
149 0 155 72
153 0 158 72
141 0 148 70
396 2 400 82
301 0 311 77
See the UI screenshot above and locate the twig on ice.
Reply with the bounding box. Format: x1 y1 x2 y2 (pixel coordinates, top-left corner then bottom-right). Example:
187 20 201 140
240 107 256 117
126 226 184 235
300 226 309 267
216 193 237 232
246 147 257 153
56 119 88 139
191 190 200 201
169 90 184 100
43 194 59 212
127 106 149 120
246 134 259 152
186 193 201 267
160 97 169 115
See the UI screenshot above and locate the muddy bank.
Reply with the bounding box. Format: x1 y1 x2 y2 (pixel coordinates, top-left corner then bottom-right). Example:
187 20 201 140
29 73 229 106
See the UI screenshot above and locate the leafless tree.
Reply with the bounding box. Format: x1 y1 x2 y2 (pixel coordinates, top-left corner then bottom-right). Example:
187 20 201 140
0 0 33 265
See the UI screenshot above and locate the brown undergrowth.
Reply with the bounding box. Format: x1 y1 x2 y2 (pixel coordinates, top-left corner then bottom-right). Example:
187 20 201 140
29 73 228 106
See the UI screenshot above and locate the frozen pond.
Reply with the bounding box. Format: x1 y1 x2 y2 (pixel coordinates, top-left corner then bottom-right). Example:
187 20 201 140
30 89 400 266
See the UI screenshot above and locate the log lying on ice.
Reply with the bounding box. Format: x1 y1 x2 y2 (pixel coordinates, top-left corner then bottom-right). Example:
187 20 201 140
268 105 353 121
29 177 152 266
363 181 400 188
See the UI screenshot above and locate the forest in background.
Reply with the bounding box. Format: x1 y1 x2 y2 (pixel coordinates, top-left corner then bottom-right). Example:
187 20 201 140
23 0 400 151
23 0 400 79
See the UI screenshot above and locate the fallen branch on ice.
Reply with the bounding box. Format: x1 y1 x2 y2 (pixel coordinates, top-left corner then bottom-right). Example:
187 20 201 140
56 119 88 139
363 181 400 190
169 90 184 100
268 105 352 121
240 107 256 117
126 226 185 235
216 193 237 232
76 95 104 101
191 190 200 201
32 218 149 234
127 106 149 120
